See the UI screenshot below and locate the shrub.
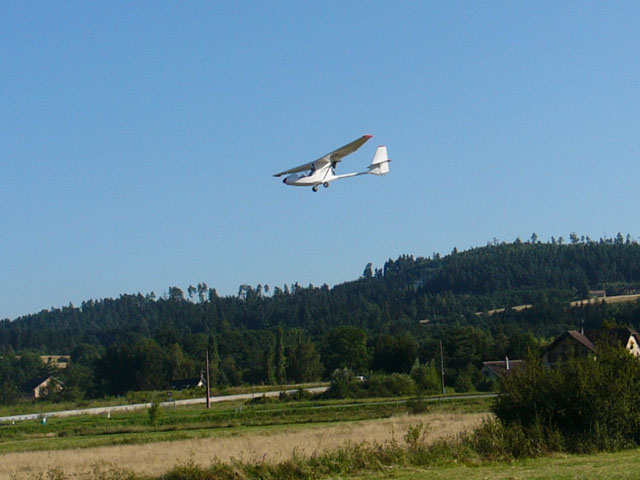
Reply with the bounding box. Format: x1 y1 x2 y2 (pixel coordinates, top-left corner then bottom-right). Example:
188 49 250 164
280 388 312 401
454 373 473 393
366 373 415 397
465 417 510 461
325 368 365 399
410 359 441 394
406 395 430 414
326 370 418 399
147 401 161 426
404 422 428 452
464 416 563 461
493 346 640 453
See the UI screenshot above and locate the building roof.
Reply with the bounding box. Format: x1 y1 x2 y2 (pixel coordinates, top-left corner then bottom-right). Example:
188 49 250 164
482 359 525 377
542 330 596 357
169 377 206 390
22 375 63 392
541 327 640 361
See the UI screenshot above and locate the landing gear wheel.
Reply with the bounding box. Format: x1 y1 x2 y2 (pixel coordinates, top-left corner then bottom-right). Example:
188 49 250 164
323 182 329 188
312 185 318 192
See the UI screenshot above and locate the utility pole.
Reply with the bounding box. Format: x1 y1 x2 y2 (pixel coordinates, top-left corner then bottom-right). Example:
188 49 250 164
439 339 445 395
206 349 211 409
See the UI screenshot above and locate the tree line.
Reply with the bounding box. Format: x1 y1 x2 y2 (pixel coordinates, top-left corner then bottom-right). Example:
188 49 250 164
2 235 640 403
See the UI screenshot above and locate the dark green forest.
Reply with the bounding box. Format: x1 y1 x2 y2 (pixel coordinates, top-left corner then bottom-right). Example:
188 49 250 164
2 234 640 403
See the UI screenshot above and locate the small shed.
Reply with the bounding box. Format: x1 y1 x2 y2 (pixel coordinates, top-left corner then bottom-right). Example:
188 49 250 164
23 375 64 399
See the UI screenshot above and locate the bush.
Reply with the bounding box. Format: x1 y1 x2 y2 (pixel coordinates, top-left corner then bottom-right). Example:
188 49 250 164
366 373 415 397
454 373 473 393
406 395 430 414
326 370 418 399
404 422 428 451
148 401 161 426
464 416 565 461
410 359 441 394
280 388 313 401
493 346 640 453
325 367 365 399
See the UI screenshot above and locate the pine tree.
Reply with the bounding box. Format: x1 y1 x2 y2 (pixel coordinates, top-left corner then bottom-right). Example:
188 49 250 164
262 345 276 385
275 326 286 384
208 334 220 387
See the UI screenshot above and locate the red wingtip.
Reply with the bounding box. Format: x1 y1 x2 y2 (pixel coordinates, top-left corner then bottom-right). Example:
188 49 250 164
364 134 373 139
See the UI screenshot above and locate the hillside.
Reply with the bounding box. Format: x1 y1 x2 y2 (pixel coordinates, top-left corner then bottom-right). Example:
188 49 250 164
2 235 640 400
3 236 640 353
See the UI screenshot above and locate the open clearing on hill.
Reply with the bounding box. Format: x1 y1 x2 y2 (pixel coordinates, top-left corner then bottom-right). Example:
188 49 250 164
0 411 484 479
478 293 640 316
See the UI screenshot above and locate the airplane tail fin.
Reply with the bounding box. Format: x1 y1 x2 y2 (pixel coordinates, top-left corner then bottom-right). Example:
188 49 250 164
368 146 391 175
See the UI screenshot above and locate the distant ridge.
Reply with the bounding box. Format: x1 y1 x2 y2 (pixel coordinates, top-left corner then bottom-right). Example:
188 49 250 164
3 236 640 353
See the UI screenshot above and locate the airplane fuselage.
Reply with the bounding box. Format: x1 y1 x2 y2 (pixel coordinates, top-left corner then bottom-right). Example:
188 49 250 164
283 165 361 191
283 165 335 187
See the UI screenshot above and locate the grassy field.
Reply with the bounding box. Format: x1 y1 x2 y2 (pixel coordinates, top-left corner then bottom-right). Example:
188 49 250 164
355 449 640 479
3 411 486 479
4 394 640 480
0 396 490 479
0 395 490 453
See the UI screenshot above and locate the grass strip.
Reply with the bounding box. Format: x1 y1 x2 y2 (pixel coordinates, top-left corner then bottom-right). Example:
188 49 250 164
2 396 491 453
34 436 640 479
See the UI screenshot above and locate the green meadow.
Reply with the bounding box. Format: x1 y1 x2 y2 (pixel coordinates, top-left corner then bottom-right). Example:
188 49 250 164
0 395 489 454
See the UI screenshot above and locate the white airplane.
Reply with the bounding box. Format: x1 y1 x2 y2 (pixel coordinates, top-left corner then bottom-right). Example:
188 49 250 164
273 135 390 191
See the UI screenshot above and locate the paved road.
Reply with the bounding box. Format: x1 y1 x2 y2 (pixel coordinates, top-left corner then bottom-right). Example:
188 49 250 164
0 389 495 423
0 386 329 423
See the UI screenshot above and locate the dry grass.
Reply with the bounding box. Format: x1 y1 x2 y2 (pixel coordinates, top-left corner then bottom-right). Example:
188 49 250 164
569 293 640 307
478 304 533 315
0 412 485 479
477 293 640 316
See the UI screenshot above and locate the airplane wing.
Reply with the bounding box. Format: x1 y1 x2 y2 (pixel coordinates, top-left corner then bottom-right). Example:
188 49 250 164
273 135 373 177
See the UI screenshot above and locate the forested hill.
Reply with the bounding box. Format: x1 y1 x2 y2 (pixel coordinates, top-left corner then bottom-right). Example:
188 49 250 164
386 234 640 295
3 235 640 354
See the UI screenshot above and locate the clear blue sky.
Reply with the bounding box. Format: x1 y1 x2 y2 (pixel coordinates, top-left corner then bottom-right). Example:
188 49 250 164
2 2 639 320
